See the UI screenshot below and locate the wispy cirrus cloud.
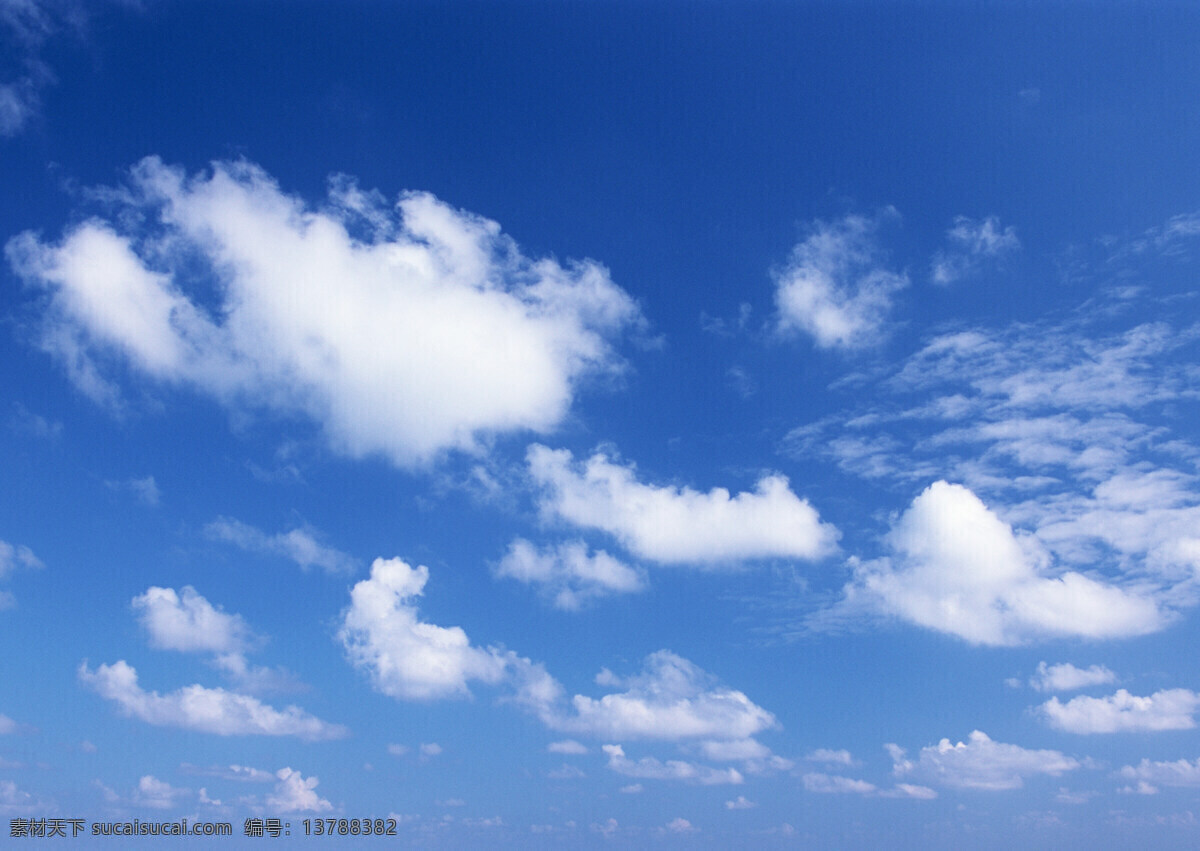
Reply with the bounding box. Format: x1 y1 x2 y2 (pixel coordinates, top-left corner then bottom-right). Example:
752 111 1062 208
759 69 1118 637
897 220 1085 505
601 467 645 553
930 215 1019 285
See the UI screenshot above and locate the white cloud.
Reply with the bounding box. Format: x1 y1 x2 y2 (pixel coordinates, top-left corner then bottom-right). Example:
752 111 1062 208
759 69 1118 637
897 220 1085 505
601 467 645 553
132 775 188 810
0 539 42 579
0 714 16 734
618 784 641 794
106 475 161 506
545 651 777 742
527 445 838 566
888 730 1079 790
548 740 588 755
386 744 409 757
881 784 938 800
931 215 1019 285
8 158 644 466
179 763 275 783
0 780 41 815
844 481 1165 645
1030 662 1117 693
77 660 347 741
265 768 332 813
774 211 908 349
806 748 855 766
132 586 253 654
601 744 743 785
664 817 696 834
1040 689 1200 733
802 772 876 795
1119 757 1200 788
495 539 644 609
725 795 756 810
206 517 356 575
420 742 443 757
339 557 509 701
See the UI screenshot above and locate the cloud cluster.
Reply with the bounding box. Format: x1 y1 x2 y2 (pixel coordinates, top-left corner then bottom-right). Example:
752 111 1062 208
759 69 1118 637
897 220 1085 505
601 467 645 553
887 730 1078 790
1029 662 1117 693
8 158 643 466
78 660 346 741
930 215 1019 285
1040 689 1200 733
844 481 1164 645
339 557 509 700
774 212 908 349
206 517 356 575
494 539 644 609
528 445 837 566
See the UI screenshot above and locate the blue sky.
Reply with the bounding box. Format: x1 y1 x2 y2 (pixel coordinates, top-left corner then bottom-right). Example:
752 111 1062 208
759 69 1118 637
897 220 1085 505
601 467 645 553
3 1 1200 846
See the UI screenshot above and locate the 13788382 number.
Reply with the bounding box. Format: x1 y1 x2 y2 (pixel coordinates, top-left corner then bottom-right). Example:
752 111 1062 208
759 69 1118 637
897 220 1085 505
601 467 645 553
302 819 397 836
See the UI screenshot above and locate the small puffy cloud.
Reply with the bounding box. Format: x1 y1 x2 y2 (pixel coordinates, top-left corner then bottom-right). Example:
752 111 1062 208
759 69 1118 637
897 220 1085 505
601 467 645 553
78 660 347 741
0 540 42 579
845 481 1166 645
527 445 838 566
8 158 643 466
1030 662 1118 693
132 586 253 654
806 748 856 766
725 795 756 810
548 740 588 755
802 773 876 795
664 817 696 834
1040 689 1200 733
387 744 409 757
546 651 777 742
888 730 1079 791
266 768 333 813
132 775 188 810
419 742 443 757
602 744 743 785
206 517 356 575
1119 757 1200 789
338 557 508 701
931 215 1020 285
106 476 160 506
495 539 644 609
774 211 908 349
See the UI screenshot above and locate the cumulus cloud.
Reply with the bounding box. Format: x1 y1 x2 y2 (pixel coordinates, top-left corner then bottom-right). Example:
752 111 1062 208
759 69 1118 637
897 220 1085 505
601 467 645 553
802 773 876 794
338 557 508 701
132 775 188 810
545 651 777 743
527 445 838 566
664 817 696 834
7 158 643 466
0 780 43 815
494 539 644 609
931 215 1019 285
843 481 1165 645
77 660 346 741
132 586 253 654
1118 757 1200 789
266 768 333 813
774 211 908 349
602 744 743 785
806 748 856 766
1040 689 1200 733
0 539 42 579
1030 661 1117 693
548 740 588 755
206 517 356 575
725 795 756 809
887 730 1079 791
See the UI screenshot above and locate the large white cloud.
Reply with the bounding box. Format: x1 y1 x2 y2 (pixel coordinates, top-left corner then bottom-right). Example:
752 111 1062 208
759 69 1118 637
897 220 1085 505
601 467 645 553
1040 689 1200 733
77 660 346 741
494 538 644 609
887 730 1079 791
846 481 1165 645
527 445 838 565
338 557 509 700
774 211 908 349
7 158 644 466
